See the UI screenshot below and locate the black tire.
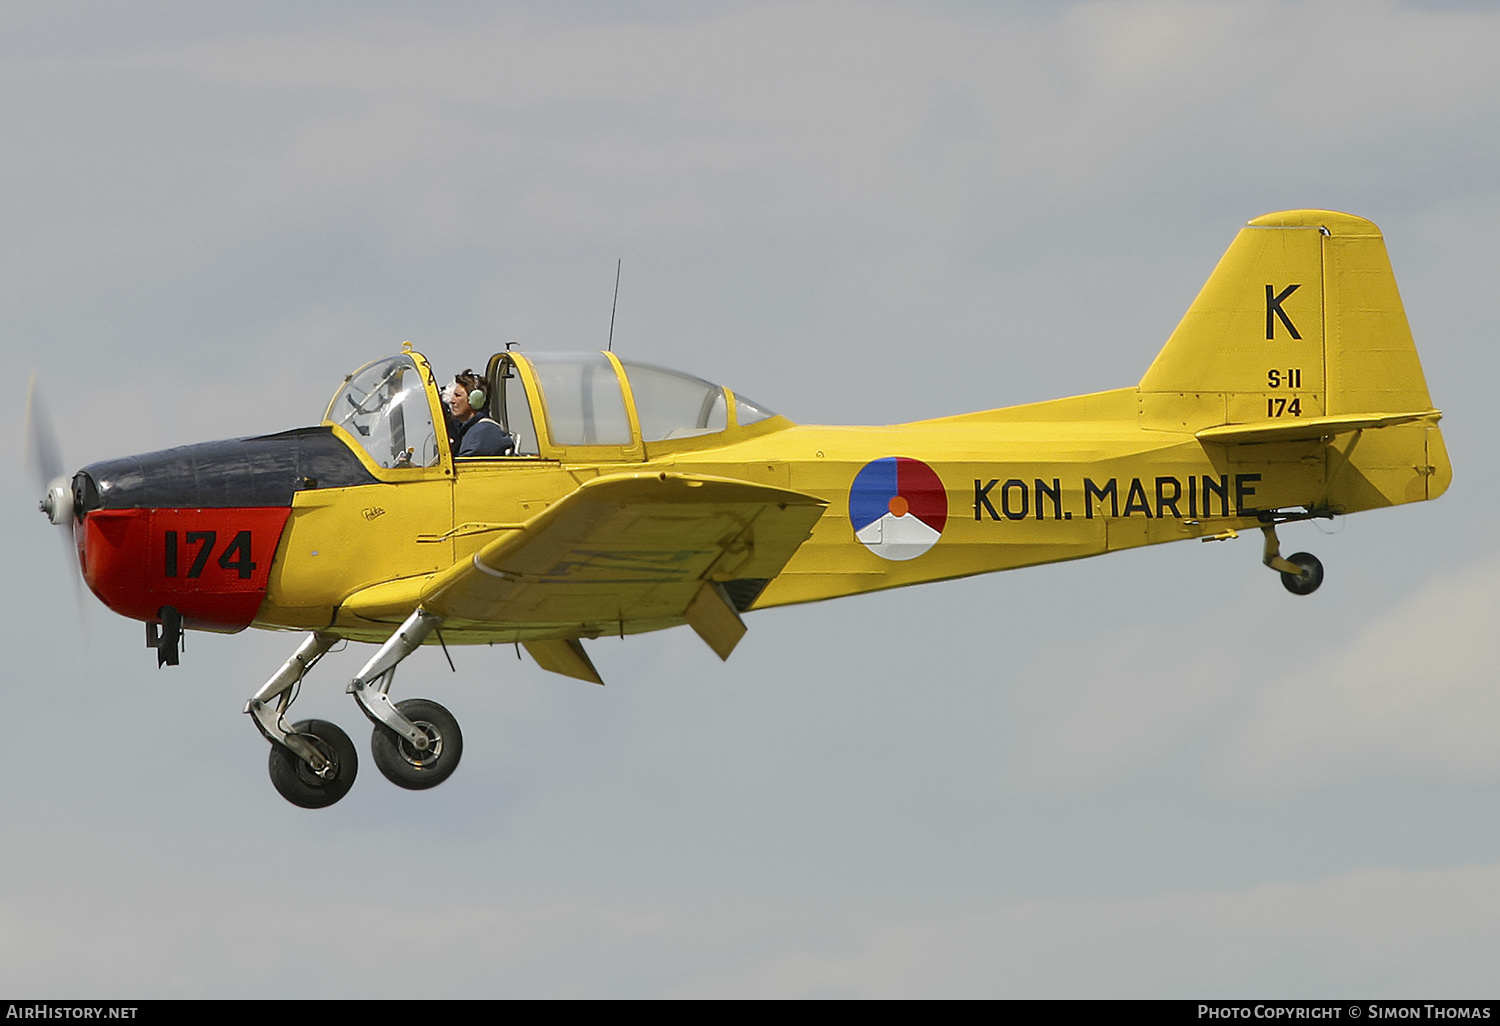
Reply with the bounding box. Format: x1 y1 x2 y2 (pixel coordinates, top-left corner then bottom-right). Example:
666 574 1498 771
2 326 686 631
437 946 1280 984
268 719 358 809
370 698 463 791
1280 551 1324 596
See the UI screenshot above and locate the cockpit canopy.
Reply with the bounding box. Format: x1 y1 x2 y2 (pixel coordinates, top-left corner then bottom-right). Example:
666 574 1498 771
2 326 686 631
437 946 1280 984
324 349 782 471
325 355 442 470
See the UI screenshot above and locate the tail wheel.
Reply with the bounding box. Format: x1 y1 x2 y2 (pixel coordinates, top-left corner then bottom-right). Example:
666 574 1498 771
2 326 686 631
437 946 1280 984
268 719 358 809
370 698 463 790
1280 551 1324 596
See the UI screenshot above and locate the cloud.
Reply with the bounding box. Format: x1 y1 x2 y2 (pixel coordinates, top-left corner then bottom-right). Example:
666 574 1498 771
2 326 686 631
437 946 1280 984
968 545 1500 801
4 829 1494 997
1215 552 1500 793
28 1 1500 232
669 861 1500 997
985 613 1246 797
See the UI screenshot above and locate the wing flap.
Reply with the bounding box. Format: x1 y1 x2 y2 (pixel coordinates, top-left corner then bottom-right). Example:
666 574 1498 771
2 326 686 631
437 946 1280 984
684 581 747 661
523 638 604 685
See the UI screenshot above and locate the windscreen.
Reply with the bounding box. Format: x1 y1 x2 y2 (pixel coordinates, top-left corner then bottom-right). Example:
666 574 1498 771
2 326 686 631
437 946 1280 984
324 355 441 468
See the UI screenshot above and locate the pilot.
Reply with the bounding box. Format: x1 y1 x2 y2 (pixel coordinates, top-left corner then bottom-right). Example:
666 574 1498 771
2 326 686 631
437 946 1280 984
449 370 515 457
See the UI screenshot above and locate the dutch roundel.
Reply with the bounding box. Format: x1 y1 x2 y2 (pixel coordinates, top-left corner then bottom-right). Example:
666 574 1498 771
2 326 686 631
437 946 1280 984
849 456 948 561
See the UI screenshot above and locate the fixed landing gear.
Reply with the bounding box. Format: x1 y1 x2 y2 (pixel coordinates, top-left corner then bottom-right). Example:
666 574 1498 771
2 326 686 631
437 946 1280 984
345 609 462 789
1261 525 1323 596
268 719 358 809
1278 551 1323 595
247 631 346 806
246 608 463 808
370 698 463 789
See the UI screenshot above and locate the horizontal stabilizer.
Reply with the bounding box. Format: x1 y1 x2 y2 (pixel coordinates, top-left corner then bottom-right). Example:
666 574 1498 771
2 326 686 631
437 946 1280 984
1196 410 1441 445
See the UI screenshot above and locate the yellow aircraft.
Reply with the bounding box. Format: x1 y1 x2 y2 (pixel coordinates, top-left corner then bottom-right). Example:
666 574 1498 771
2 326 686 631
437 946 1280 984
34 209 1449 808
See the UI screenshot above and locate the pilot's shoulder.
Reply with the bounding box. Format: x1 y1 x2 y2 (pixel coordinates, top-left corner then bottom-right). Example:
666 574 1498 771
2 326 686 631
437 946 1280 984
458 416 513 456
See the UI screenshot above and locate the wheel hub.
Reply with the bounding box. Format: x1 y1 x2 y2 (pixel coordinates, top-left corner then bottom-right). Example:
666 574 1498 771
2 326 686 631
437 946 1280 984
397 722 442 767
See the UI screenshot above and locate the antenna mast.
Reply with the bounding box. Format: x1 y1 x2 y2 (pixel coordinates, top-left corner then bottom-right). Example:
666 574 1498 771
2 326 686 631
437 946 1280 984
607 258 621 352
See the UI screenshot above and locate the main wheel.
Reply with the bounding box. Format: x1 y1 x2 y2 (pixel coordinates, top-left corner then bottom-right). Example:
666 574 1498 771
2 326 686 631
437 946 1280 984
268 719 358 809
370 698 463 790
1280 551 1324 596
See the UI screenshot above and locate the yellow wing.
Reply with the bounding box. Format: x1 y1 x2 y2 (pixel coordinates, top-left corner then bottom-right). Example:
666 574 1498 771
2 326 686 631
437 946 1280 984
339 472 827 670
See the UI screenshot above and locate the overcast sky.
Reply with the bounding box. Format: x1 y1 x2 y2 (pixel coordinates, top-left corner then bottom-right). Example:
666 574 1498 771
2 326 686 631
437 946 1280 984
4 0 1499 998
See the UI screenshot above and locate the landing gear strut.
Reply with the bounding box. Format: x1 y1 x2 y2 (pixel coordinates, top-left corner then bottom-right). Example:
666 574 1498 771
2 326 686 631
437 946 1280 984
245 609 464 808
347 609 463 791
246 631 357 808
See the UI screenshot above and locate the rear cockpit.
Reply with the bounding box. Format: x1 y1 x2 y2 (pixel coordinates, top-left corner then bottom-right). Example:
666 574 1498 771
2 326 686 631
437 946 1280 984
489 351 781 456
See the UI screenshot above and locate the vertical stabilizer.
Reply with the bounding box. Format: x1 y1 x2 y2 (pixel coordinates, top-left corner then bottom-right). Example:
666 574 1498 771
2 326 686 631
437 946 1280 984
1138 210 1435 431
